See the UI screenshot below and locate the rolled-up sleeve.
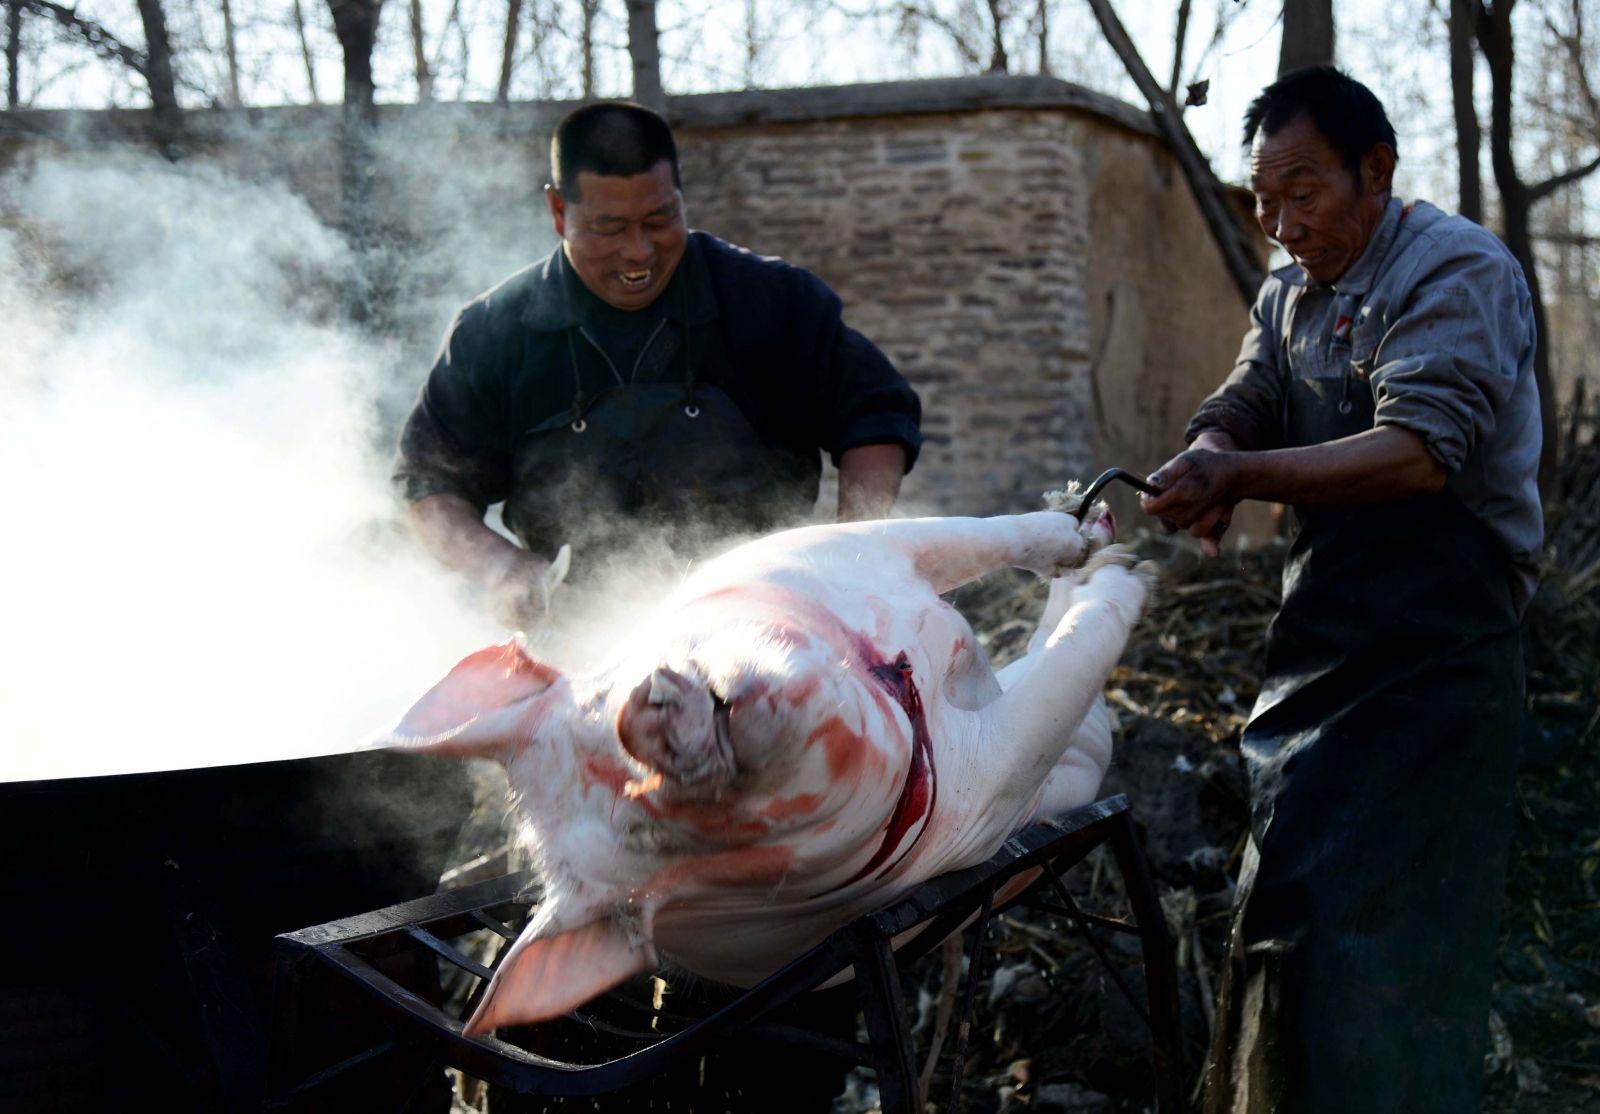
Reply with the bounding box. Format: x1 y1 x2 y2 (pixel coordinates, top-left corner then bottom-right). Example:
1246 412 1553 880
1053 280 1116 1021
817 324 923 471
392 304 513 509
1368 242 1533 473
1185 281 1289 450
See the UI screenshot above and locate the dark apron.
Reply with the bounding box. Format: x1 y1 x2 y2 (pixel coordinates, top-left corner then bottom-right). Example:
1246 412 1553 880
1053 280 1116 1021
502 325 815 563
1205 291 1524 1113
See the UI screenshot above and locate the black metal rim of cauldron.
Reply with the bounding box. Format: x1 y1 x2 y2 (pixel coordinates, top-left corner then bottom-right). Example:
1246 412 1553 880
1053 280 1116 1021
0 749 473 1113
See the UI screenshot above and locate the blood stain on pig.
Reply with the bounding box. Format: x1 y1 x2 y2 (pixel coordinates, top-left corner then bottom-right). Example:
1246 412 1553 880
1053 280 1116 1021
582 756 634 797
783 674 821 708
836 650 937 889
806 716 873 782
642 844 796 894
763 792 825 821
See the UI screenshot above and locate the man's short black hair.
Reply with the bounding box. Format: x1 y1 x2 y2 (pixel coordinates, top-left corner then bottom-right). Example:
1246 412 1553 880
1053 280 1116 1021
1243 65 1398 181
550 102 682 201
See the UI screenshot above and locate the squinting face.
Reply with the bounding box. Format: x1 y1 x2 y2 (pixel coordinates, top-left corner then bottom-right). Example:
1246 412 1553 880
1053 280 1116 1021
1250 113 1391 286
547 161 688 311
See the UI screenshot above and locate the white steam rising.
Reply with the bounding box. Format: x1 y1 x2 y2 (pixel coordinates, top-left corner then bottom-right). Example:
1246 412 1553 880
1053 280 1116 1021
0 152 508 781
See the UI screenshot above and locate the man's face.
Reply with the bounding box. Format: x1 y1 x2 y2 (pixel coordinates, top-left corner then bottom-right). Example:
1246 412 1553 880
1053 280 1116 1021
546 161 688 311
1249 113 1393 285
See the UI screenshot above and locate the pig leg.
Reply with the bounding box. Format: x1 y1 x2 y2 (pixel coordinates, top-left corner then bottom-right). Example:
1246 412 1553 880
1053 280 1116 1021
1028 697 1113 820
970 548 1153 835
832 511 1098 595
992 574 1078 692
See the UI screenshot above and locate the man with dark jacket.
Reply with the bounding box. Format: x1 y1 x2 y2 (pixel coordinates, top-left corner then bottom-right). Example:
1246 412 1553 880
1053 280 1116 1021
1141 67 1541 1113
396 101 922 627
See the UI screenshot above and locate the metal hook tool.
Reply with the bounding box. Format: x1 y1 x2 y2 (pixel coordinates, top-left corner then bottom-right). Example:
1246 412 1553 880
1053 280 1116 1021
1077 467 1165 508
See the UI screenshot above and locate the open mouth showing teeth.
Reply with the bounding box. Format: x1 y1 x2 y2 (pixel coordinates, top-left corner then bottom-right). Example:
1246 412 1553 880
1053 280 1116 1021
619 269 653 288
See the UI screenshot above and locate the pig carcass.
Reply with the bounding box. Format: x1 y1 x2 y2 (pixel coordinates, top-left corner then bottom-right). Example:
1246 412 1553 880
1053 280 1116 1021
379 508 1153 1034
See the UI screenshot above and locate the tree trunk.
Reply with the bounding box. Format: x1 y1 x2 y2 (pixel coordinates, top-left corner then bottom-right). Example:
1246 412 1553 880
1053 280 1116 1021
6 0 21 109
409 0 432 101
291 0 320 103
625 0 663 111
985 0 1008 73
1169 0 1191 100
328 0 381 117
743 0 758 86
1477 0 1557 486
1450 0 1482 222
1035 0 1049 74
327 0 384 318
580 0 597 97
1278 0 1334 74
496 0 519 103
134 0 183 155
219 0 241 105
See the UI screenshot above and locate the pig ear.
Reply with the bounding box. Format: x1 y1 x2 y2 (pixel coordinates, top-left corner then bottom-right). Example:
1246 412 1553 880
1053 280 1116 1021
463 916 656 1035
375 640 562 761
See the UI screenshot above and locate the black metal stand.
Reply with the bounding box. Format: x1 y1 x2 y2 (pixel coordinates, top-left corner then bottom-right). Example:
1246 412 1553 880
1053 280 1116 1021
267 794 1182 1112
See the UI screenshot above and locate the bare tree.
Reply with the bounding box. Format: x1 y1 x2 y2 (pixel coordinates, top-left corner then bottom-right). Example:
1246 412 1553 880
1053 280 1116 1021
409 0 433 100
23 0 183 147
135 0 182 151
743 0 760 85
327 0 384 318
219 0 241 104
1472 0 1600 483
1034 0 1050 73
1279 0 1334 73
1085 0 1265 303
879 1 999 72
1169 0 1192 100
580 0 598 97
1450 0 1483 222
291 0 320 102
327 0 382 117
983 0 1007 71
626 0 663 110
6 0 20 108
496 0 519 102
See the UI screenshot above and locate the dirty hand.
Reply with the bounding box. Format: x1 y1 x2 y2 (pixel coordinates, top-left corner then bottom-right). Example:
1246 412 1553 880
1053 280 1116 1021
1138 449 1240 558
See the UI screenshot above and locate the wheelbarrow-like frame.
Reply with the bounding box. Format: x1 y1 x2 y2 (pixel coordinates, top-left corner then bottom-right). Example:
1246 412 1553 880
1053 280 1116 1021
267 793 1182 1111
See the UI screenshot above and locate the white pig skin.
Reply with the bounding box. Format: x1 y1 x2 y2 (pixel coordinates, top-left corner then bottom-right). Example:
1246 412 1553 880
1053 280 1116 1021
377 507 1154 1034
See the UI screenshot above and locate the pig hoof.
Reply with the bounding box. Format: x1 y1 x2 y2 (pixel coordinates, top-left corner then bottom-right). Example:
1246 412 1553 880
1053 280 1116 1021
1077 546 1156 624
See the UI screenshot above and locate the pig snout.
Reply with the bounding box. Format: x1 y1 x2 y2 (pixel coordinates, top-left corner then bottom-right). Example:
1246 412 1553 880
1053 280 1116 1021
617 667 737 792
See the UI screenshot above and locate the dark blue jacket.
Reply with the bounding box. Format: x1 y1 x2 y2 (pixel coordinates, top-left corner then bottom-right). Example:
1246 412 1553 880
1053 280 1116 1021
394 231 922 512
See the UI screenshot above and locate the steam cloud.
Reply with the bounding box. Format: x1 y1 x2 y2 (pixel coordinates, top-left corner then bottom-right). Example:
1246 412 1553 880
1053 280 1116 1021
0 150 526 781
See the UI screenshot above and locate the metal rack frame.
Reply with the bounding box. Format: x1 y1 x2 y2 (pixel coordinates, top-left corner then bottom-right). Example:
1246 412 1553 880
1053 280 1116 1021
267 793 1182 1112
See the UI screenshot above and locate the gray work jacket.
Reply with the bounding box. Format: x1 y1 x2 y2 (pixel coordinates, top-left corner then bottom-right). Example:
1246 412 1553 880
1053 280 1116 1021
1187 197 1543 611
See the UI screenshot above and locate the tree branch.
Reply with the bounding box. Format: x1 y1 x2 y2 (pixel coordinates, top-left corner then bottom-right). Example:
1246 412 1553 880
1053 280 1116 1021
19 0 148 77
1529 152 1600 202
1083 0 1264 305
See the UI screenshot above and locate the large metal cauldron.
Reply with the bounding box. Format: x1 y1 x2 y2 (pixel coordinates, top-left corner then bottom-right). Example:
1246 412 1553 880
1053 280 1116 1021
0 749 471 1112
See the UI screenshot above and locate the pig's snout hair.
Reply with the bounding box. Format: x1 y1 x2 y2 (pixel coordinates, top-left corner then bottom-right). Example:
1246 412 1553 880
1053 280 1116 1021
616 666 737 791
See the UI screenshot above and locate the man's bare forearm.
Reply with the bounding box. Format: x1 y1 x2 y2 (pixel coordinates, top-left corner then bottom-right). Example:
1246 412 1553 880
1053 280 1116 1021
1230 427 1447 506
837 443 906 522
1143 426 1447 532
